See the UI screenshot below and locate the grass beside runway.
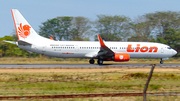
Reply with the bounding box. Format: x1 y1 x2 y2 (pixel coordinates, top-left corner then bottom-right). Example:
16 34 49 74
0 67 180 99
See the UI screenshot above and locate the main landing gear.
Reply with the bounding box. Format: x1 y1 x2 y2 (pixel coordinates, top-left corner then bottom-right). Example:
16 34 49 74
89 59 95 64
97 59 103 65
160 58 163 64
89 59 103 65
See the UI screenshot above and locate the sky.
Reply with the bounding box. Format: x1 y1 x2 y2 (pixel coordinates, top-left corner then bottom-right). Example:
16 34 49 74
1 0 180 38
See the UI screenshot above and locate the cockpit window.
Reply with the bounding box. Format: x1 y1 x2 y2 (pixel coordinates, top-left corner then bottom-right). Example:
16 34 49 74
167 47 172 49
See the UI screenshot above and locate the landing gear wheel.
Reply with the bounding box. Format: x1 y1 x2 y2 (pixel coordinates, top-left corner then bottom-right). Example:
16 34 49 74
89 59 95 64
97 60 103 65
160 59 163 64
160 60 163 64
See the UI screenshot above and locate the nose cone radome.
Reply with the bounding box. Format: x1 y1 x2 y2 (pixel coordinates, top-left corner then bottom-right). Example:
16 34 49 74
172 49 177 56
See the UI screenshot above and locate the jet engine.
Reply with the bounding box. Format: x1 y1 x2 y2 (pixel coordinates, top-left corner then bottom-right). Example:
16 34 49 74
112 53 130 62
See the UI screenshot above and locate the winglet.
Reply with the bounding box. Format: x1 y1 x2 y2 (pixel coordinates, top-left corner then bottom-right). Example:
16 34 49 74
98 35 106 47
50 37 53 40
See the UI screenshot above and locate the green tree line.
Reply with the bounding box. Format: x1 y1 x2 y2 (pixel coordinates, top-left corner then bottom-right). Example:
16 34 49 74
1 11 180 57
0 36 40 57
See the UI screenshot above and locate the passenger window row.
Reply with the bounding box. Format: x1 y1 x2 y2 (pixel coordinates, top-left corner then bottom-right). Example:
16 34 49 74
52 47 75 49
52 47 158 50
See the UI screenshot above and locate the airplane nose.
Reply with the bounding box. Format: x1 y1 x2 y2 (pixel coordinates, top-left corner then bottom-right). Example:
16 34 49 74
172 49 177 55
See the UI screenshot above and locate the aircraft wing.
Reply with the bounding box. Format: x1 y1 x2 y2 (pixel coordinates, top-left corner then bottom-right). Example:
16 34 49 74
85 52 97 58
97 35 114 58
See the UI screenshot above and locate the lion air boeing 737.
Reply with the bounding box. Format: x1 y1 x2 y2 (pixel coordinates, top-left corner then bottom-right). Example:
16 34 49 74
7 9 177 64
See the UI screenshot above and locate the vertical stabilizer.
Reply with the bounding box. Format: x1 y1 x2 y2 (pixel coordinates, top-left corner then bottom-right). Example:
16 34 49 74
11 9 47 43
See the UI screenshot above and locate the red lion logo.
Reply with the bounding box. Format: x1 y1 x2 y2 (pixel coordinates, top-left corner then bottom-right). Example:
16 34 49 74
18 23 31 38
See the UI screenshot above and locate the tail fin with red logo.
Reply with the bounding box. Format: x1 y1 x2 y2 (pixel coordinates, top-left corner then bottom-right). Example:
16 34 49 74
11 9 48 43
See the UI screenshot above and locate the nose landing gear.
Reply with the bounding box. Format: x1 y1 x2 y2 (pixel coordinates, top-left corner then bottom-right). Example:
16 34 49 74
160 58 163 64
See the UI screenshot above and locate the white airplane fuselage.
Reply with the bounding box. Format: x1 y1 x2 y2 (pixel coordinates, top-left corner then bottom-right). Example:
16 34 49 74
18 40 176 59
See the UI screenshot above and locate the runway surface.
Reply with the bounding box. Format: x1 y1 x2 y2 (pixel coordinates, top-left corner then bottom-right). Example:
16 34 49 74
0 63 180 68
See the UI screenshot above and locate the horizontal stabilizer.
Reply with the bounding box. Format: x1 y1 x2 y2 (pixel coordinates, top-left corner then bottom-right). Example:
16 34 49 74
3 40 16 44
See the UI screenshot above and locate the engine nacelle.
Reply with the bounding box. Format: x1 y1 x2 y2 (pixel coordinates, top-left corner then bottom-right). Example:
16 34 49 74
112 53 130 62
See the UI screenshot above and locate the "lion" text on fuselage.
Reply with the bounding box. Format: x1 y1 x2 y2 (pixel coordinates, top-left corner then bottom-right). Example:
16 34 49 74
127 44 158 53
